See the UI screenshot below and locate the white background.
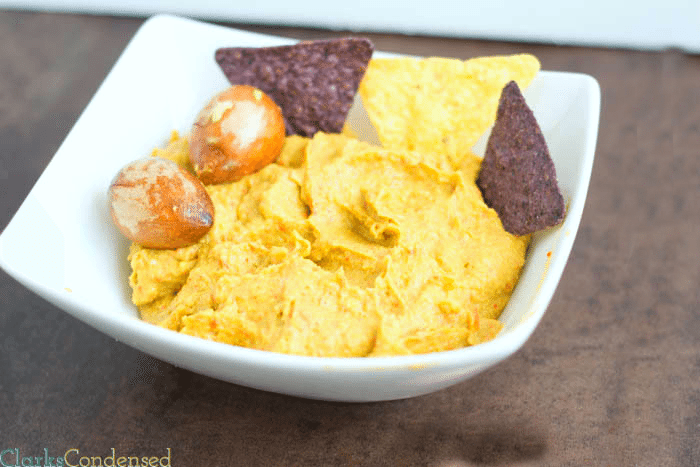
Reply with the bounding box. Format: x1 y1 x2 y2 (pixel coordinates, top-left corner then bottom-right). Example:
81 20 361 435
1 0 699 52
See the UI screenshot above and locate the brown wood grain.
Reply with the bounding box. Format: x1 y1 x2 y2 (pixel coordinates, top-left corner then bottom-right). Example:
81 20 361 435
1 10 699 466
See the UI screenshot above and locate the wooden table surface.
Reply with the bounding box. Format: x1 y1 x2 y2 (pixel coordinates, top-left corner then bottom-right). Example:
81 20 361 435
1 10 699 467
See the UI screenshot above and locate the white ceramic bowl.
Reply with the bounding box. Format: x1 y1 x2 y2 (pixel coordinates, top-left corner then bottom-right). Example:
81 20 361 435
0 14 600 402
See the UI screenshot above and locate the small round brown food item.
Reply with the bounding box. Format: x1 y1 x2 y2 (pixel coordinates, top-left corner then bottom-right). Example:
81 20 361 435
109 157 214 249
190 85 286 184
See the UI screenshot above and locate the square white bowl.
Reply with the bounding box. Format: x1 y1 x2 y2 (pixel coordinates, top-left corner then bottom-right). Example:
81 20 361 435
0 14 600 402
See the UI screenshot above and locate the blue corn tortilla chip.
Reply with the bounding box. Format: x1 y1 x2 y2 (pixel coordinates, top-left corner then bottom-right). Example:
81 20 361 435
477 80 565 236
215 38 374 137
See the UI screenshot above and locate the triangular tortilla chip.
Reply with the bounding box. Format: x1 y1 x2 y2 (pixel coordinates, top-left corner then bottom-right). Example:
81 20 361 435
215 38 374 137
477 81 565 235
358 54 540 166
